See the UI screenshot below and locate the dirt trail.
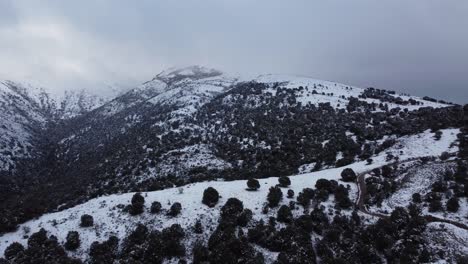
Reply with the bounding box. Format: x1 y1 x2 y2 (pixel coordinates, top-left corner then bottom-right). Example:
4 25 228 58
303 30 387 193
354 164 468 231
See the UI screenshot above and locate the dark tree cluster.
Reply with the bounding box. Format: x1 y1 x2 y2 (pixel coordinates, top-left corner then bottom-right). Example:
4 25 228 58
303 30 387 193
197 198 264 263
88 223 188 264
360 87 426 107
315 204 430 263
363 165 398 207
64 231 80 251
89 236 119 264
423 162 467 213
3 228 81 263
296 188 315 208
118 223 186 263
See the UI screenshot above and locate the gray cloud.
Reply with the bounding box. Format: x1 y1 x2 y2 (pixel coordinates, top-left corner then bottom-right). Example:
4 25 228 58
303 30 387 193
0 0 467 103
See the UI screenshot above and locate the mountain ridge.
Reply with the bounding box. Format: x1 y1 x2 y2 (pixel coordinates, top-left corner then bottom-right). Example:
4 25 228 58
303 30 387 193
0 67 466 264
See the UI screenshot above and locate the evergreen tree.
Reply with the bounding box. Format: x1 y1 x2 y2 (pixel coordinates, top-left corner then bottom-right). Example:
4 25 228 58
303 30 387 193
278 176 291 187
4 242 24 261
130 192 145 215
297 188 315 208
412 193 422 203
341 168 357 182
202 187 219 207
247 178 260 191
446 197 460 212
64 231 80 251
150 201 162 214
429 199 443 212
194 220 203 234
80 214 94 227
267 186 283 208
277 205 293 223
168 202 182 217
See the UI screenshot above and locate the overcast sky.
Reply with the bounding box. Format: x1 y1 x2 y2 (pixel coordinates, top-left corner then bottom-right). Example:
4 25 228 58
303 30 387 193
0 0 467 103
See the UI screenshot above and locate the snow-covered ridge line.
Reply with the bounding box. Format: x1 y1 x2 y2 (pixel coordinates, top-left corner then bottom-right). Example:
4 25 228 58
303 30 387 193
0 128 460 260
94 65 451 121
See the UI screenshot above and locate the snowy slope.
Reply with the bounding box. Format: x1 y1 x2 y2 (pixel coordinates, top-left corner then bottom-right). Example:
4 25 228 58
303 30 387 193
95 66 450 120
0 80 113 172
254 74 449 110
0 128 460 260
96 66 238 118
0 81 51 172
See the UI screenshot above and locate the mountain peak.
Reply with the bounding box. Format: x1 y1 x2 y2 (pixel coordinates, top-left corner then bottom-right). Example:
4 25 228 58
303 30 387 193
154 65 223 84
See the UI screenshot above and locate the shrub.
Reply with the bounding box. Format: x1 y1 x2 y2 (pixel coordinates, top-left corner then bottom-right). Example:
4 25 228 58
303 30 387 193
150 201 162 214
287 189 295 198
297 188 315 208
315 179 332 191
277 205 293 223
202 187 219 207
341 168 357 182
295 215 314 233
221 198 244 221
267 186 283 208
440 152 450 160
336 157 354 167
429 199 443 212
7 228 82 263
431 181 447 193
161 224 186 258
412 193 422 203
446 197 460 212
192 242 209 264
80 214 94 227
130 192 145 215
278 176 291 187
64 231 80 251
168 202 182 217
237 209 253 227
194 220 203 234
381 165 393 178
247 178 260 191
4 242 24 261
315 189 330 202
27 228 47 248
334 185 353 209
90 236 119 264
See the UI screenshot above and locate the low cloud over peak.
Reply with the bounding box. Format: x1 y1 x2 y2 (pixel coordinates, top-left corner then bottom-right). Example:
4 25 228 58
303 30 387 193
0 0 467 103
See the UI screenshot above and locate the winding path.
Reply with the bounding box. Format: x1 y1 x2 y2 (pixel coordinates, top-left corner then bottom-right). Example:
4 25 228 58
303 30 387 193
355 169 468 231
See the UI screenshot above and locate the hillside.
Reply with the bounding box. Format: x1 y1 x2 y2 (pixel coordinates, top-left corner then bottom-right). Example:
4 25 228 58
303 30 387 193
0 128 466 263
0 80 111 175
0 81 54 174
0 66 467 263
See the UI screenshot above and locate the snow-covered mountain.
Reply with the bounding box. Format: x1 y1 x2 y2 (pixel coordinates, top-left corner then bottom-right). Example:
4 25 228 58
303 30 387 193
0 81 53 173
0 66 467 263
0 80 122 174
